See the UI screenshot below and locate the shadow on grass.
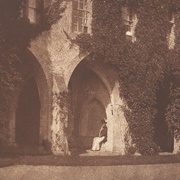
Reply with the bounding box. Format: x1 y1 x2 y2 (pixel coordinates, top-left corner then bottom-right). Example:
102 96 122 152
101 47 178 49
0 153 180 168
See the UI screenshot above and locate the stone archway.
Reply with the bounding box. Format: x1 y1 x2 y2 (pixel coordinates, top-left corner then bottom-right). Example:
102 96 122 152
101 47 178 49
68 59 111 150
67 57 129 155
8 49 51 153
15 77 40 146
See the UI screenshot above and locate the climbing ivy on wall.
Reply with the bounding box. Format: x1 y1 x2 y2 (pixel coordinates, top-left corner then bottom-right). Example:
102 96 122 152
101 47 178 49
52 91 69 154
0 0 24 145
89 0 180 155
166 9 180 142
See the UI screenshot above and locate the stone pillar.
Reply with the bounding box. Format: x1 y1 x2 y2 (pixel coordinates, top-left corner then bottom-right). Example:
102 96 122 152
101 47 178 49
113 104 128 155
112 104 122 153
173 138 180 154
111 81 129 155
51 77 69 155
102 81 129 155
103 103 113 152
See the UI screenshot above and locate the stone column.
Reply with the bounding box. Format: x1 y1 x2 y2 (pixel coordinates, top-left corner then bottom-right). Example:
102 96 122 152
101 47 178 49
173 138 180 154
51 77 69 155
113 104 128 155
103 103 113 152
111 81 130 155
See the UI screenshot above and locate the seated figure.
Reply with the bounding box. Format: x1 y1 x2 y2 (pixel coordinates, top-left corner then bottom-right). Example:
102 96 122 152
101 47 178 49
92 118 107 151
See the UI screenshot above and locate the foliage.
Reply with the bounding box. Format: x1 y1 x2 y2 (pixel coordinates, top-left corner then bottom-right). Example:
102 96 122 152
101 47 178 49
0 0 66 144
90 0 180 154
166 10 180 141
165 52 180 141
75 33 92 54
52 91 69 155
0 0 66 107
0 0 24 109
44 0 66 27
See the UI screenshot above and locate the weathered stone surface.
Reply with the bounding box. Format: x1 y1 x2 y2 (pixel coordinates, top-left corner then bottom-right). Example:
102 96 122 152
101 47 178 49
0 0 178 155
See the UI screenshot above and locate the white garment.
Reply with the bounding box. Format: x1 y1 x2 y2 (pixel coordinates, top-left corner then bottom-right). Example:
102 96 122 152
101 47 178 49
92 136 105 151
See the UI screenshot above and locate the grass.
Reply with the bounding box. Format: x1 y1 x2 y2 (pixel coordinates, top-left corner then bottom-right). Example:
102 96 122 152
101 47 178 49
0 153 180 167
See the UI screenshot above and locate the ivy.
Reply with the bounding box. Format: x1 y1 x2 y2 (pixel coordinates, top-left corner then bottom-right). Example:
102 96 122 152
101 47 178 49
89 0 180 154
75 33 92 54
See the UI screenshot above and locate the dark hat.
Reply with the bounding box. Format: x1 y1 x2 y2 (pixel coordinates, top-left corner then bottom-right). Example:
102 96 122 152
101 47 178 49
101 118 107 124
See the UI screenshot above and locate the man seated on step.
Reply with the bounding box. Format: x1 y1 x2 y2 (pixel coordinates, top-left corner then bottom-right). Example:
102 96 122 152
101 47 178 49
92 118 107 151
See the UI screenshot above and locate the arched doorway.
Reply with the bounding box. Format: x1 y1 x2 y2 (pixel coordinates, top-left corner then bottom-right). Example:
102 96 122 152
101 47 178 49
6 49 51 154
68 60 110 150
15 77 40 146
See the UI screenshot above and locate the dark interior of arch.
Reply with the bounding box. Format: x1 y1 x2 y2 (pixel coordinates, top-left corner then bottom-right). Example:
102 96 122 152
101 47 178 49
15 77 40 146
155 78 174 152
80 98 106 138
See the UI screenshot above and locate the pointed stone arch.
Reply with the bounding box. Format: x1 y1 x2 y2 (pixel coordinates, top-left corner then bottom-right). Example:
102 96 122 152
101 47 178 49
67 56 130 154
79 96 107 135
8 49 52 153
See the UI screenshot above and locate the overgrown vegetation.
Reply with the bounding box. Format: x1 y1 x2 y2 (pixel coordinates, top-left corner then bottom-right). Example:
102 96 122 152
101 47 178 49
89 0 180 155
0 0 65 100
0 0 179 155
51 91 69 154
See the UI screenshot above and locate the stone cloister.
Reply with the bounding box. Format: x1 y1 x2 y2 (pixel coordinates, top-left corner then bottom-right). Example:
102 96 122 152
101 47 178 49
1 0 179 155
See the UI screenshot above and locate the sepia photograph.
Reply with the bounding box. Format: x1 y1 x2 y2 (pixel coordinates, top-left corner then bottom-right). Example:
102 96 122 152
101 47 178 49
0 0 180 179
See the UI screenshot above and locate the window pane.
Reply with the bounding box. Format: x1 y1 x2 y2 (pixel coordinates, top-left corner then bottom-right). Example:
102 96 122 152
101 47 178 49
78 11 83 18
84 18 87 26
73 16 77 24
79 2 83 9
78 25 82 32
128 7 133 21
83 26 88 33
72 0 88 33
29 0 37 8
78 17 83 26
73 1 78 9
73 24 78 32
73 9 78 17
23 0 28 17
78 18 83 32
125 24 130 32
129 12 133 21
28 8 36 23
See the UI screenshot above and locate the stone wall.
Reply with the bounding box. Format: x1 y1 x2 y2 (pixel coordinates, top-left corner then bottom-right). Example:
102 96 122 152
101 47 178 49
29 0 89 154
1 0 178 155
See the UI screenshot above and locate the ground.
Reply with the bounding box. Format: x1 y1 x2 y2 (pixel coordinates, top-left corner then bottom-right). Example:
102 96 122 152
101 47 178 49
0 154 180 179
0 163 179 180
